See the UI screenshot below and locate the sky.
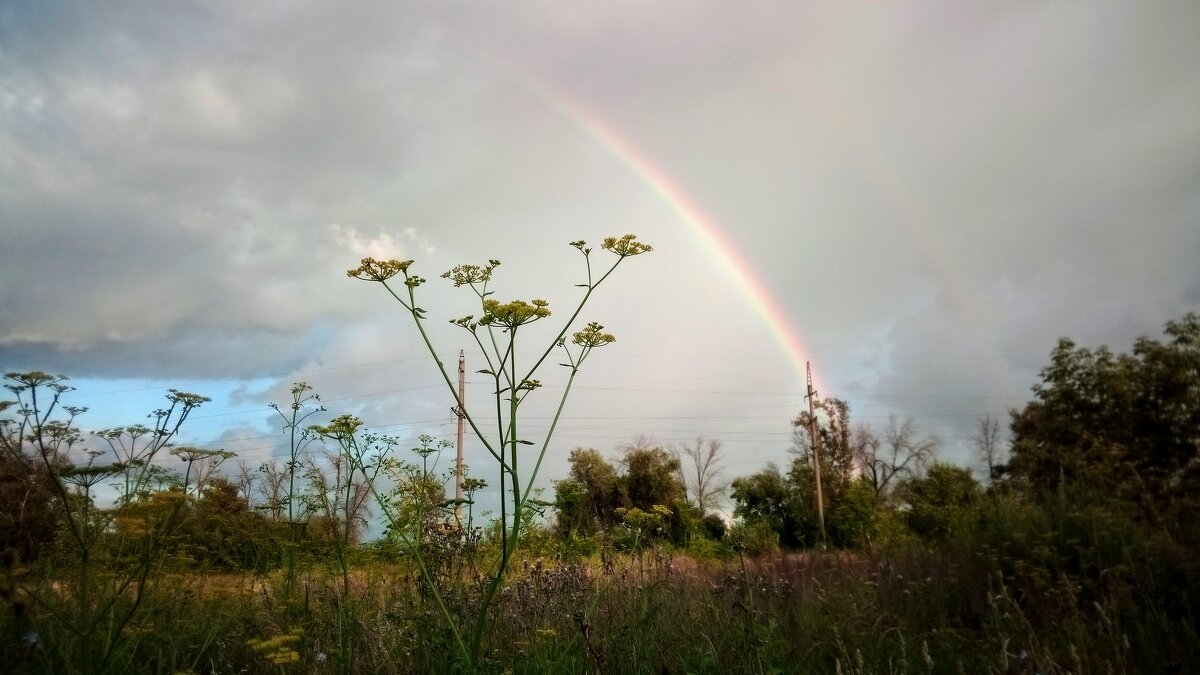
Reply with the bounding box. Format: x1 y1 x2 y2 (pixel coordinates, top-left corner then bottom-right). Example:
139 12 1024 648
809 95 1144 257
2 1 1198 514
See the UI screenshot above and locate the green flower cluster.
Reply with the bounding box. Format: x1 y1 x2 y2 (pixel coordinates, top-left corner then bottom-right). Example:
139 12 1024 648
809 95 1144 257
346 257 414 282
310 414 363 439
441 260 501 287
601 234 653 257
480 298 551 328
572 322 616 348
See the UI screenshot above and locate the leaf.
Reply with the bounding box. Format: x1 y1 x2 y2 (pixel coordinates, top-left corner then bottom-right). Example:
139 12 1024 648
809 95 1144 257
477 369 495 376
517 439 534 445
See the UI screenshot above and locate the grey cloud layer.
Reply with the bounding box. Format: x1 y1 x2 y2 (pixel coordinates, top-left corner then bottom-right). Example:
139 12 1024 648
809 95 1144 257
2 1 1197 468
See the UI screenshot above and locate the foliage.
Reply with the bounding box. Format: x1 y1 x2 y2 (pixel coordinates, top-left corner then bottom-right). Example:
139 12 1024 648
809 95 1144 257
730 462 812 549
347 235 650 668
553 442 699 547
897 463 981 542
857 416 938 499
553 447 622 537
5 274 1196 671
672 436 727 516
0 371 209 674
1008 312 1200 505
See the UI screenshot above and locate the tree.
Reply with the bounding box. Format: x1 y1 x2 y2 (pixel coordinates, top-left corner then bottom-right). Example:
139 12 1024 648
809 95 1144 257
730 462 814 549
898 463 981 541
170 446 235 496
303 446 373 547
857 417 938 498
792 397 858 487
1008 313 1200 502
973 416 1006 484
621 445 684 511
672 436 726 516
181 476 282 571
233 460 258 511
553 447 621 536
257 459 289 521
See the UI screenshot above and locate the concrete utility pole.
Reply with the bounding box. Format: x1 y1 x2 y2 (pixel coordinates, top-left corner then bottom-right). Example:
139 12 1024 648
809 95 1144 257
806 361 827 547
454 350 466 523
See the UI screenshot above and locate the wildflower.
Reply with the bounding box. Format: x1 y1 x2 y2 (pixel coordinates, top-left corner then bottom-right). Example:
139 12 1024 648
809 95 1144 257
347 257 413 282
442 261 499 287
572 322 615 348
601 234 652 257
481 299 551 328
310 414 363 439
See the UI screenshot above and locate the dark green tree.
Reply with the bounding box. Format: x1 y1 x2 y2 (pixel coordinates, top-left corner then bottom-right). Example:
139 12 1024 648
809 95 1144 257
730 463 813 549
898 463 981 542
621 446 684 511
1008 313 1200 503
553 447 621 536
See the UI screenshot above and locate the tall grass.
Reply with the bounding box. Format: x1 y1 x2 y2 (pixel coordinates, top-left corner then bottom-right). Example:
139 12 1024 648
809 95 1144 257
6 506 1194 674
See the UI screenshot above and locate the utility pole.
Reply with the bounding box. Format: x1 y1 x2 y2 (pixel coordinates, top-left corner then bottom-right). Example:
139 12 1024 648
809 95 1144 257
454 350 466 523
805 361 827 547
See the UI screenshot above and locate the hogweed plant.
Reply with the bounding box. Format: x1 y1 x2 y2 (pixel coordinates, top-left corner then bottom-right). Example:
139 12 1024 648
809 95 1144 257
307 415 399 674
267 382 324 600
346 234 651 668
0 371 209 674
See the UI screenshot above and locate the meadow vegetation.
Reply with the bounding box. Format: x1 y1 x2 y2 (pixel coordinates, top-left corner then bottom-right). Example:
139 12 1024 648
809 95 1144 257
1 238 1196 673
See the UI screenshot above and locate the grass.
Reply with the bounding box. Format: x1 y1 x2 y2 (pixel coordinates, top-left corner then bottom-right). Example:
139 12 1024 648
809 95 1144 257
5 532 1194 674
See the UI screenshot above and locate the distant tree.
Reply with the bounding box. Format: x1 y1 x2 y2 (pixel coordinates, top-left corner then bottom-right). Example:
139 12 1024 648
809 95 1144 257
730 463 814 549
672 436 727 516
553 442 691 543
827 477 887 549
621 445 684 511
553 447 621 535
257 459 289 521
857 417 938 498
898 463 981 541
170 446 235 496
973 416 1006 484
233 460 258 509
182 476 281 571
304 447 372 545
1008 313 1200 503
792 398 858 487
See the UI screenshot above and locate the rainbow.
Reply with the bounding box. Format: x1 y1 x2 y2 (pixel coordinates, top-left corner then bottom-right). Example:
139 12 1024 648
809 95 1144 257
518 77 823 392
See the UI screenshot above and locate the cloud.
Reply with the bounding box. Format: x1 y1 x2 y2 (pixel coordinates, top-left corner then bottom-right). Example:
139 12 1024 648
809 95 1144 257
2 1 1197 482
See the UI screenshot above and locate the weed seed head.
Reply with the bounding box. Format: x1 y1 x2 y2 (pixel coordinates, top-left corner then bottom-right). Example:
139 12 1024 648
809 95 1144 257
481 298 551 328
601 234 652 257
572 322 616 348
442 261 499 287
347 257 413 282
